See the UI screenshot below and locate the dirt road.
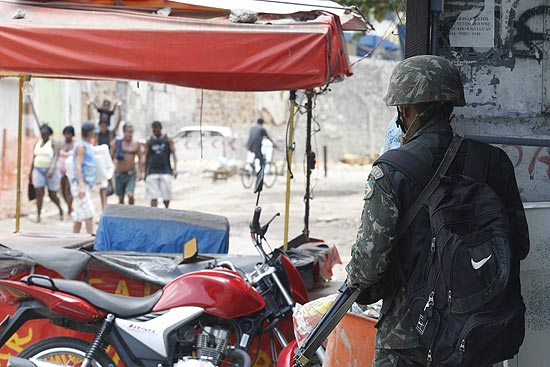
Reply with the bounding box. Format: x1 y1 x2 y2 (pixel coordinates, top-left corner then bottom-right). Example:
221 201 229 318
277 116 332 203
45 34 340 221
0 163 370 286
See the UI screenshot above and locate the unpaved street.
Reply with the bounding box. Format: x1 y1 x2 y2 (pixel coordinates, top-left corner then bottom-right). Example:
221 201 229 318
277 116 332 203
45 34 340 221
0 163 371 285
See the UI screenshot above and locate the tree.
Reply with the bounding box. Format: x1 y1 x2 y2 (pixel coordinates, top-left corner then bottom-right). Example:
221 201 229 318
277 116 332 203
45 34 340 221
337 0 405 22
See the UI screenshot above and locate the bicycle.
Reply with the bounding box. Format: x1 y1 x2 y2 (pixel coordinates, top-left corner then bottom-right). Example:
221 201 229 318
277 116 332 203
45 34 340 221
240 158 278 189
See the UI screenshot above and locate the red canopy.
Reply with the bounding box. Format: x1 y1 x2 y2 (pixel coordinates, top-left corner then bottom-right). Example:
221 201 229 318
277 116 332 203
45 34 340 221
0 1 352 91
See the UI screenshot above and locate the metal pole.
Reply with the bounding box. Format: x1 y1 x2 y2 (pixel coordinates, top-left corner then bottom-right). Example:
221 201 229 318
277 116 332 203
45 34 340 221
1 129 6 190
304 89 315 238
464 135 550 147
283 91 297 250
430 0 442 55
323 145 327 177
15 75 24 232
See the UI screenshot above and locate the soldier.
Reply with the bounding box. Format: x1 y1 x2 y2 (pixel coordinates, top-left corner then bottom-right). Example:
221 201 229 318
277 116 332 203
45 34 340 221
345 55 529 366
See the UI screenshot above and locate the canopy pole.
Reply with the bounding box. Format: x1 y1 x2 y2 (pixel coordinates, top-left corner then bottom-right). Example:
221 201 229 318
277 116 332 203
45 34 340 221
303 89 315 238
283 91 297 250
15 75 24 232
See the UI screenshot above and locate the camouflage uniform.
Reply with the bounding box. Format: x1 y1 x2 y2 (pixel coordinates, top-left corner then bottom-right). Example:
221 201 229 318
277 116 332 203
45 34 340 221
345 141 428 366
346 56 529 367
345 124 443 367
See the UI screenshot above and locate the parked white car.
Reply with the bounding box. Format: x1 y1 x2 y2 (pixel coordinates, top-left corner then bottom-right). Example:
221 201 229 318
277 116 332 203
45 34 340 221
174 125 239 161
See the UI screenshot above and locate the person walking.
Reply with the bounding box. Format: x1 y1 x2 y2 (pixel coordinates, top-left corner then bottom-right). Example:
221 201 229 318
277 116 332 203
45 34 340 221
345 55 530 367
29 124 64 222
70 122 97 234
110 123 141 205
144 121 178 208
57 125 75 218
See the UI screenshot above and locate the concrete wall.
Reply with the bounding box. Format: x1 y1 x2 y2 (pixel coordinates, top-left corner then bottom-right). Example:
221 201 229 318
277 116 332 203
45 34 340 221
440 0 550 203
438 1 550 365
303 59 397 162
0 78 21 148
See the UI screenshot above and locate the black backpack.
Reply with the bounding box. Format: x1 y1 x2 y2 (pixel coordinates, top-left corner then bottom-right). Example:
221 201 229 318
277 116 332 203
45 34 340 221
377 135 525 367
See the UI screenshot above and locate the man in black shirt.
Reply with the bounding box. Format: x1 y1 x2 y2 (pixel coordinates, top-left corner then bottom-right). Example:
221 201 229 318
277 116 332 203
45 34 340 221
145 121 178 208
246 118 276 170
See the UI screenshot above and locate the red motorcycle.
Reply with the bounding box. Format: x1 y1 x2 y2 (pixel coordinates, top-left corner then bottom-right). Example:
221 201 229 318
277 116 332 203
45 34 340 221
0 207 308 367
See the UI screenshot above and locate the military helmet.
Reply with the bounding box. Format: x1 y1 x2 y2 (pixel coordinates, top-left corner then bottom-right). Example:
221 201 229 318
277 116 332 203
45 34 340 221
383 55 466 107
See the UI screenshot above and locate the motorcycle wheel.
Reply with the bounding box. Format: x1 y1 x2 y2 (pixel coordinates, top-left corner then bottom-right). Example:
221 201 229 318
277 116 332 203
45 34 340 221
18 336 115 367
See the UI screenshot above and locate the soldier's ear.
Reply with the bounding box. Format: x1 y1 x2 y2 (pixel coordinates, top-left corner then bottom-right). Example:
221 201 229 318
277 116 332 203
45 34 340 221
401 106 413 124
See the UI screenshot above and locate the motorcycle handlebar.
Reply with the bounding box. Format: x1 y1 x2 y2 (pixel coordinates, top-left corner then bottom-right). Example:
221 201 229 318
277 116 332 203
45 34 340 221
250 207 262 232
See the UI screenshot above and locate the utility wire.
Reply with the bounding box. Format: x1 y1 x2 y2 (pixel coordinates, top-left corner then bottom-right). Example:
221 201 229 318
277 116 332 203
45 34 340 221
389 0 405 26
349 19 399 68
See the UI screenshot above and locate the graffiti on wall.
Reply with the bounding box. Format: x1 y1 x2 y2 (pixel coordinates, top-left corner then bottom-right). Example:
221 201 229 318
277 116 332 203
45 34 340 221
500 144 550 202
512 5 550 61
441 0 550 67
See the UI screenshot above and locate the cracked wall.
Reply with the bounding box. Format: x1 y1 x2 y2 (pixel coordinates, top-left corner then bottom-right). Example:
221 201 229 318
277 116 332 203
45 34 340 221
438 1 550 365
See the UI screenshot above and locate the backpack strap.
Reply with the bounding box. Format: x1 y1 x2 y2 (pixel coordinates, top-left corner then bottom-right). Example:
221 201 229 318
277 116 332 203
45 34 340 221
464 139 489 182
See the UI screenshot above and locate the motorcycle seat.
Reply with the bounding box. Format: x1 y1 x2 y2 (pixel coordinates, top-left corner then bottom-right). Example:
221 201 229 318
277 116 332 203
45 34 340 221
21 275 163 318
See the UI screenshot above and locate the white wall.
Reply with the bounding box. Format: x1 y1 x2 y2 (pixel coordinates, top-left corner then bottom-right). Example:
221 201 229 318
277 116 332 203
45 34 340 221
0 78 20 146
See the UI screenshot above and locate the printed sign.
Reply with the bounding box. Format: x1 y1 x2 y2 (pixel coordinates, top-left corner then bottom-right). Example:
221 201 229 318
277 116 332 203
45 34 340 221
449 0 495 48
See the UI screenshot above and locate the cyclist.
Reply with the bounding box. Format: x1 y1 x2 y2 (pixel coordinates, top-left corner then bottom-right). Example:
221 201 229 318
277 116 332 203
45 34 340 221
245 118 277 173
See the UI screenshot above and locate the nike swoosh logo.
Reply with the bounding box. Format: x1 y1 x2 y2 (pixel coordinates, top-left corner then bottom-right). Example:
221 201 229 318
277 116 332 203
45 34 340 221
471 255 492 270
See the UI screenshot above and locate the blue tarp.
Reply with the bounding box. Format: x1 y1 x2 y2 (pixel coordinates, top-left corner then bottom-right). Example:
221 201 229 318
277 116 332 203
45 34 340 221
95 205 229 254
344 33 400 57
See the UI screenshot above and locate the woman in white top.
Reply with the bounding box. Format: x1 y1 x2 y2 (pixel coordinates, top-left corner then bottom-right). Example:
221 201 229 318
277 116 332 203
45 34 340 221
30 124 64 222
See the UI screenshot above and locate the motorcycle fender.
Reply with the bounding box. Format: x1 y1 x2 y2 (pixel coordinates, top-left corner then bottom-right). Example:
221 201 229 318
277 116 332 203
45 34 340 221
277 339 298 367
0 280 104 323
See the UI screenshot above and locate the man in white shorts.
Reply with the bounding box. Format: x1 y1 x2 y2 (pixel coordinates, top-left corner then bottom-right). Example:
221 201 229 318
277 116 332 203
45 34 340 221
144 121 178 208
